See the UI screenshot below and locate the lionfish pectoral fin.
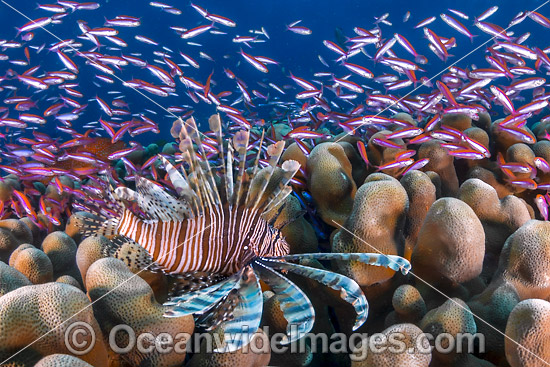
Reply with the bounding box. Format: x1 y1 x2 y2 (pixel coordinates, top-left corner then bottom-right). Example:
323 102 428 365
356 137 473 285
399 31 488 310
163 271 241 317
71 212 119 238
158 156 197 216
252 260 314 344
107 235 161 272
260 258 369 331
134 176 188 221
273 253 412 275
167 272 227 296
213 266 263 353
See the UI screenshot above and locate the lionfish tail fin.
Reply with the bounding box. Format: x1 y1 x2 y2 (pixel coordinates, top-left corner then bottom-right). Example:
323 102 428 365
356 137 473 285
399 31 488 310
260 258 368 331
253 260 314 344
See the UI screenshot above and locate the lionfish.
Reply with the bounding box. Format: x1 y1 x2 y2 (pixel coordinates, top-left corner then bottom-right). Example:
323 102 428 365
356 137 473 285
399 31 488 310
75 114 411 351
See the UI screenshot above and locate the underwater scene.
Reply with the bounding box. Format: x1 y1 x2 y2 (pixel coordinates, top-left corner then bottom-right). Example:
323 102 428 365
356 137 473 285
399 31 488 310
0 0 550 366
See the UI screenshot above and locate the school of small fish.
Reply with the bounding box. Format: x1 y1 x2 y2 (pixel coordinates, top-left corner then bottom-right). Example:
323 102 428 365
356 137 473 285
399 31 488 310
1 1 550 225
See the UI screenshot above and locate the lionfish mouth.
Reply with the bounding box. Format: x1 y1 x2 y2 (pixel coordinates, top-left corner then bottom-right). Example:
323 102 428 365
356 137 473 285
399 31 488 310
75 114 411 352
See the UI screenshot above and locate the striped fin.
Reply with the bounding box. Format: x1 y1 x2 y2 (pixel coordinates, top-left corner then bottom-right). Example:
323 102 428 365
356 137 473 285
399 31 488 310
115 184 169 221
181 116 221 205
273 253 411 275
179 137 210 213
232 130 250 206
245 165 273 209
264 160 301 212
107 235 161 272
253 260 314 344
215 266 263 352
135 176 188 221
250 129 265 177
260 258 368 331
170 117 183 138
103 183 126 216
225 143 234 203
71 212 119 238
208 114 228 197
168 272 227 295
246 141 285 210
163 272 241 317
264 185 292 215
159 156 197 213
114 186 137 201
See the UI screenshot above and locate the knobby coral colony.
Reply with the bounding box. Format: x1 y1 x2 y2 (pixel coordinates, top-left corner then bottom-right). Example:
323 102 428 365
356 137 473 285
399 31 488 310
75 114 411 351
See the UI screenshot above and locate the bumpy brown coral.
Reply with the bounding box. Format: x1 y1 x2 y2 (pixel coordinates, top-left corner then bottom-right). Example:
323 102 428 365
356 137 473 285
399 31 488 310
411 198 485 286
339 141 368 185
440 113 472 131
55 275 82 290
0 260 31 296
267 194 318 254
0 219 33 245
385 284 427 326
494 220 550 300
34 354 94 367
332 173 408 286
457 178 531 279
505 299 550 367
8 244 34 267
11 247 53 284
400 170 436 259
419 298 483 366
467 166 514 199
0 227 21 263
307 142 357 226
0 283 108 366
75 235 110 285
19 217 43 247
468 281 520 365
351 323 431 367
85 257 194 366
188 328 271 367
41 231 81 286
418 140 459 196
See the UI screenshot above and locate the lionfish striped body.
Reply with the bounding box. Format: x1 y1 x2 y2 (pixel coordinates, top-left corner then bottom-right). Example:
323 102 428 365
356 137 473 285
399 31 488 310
76 114 411 352
116 203 287 274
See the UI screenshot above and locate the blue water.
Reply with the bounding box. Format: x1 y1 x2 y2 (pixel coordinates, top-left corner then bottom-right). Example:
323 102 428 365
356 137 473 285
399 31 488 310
0 0 548 144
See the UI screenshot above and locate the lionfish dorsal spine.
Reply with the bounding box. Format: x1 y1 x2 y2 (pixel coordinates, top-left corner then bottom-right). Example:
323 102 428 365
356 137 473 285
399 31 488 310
251 129 265 177
263 160 301 213
178 121 218 212
158 156 196 218
225 142 235 206
232 129 250 206
184 116 222 206
246 140 285 211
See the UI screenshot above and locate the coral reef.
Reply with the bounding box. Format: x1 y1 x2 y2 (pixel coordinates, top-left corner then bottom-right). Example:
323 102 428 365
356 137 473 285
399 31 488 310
3 110 550 367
